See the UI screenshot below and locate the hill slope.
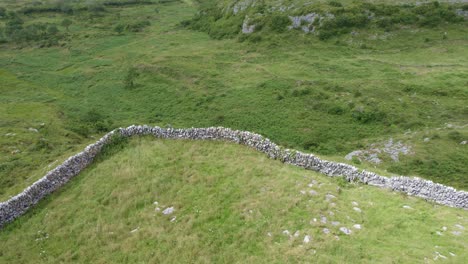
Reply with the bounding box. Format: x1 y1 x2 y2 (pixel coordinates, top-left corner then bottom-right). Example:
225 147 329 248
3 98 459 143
1 137 466 263
0 0 467 200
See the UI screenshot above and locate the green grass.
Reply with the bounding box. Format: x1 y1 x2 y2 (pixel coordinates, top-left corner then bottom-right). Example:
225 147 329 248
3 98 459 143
0 0 467 201
0 137 467 263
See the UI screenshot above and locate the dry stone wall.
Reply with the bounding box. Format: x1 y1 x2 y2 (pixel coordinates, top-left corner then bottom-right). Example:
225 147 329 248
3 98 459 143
1 125 467 228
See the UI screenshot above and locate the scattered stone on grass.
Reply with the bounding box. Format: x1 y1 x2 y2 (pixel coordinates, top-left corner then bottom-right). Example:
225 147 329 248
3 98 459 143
339 227 352 235
293 231 300 237
162 207 174 215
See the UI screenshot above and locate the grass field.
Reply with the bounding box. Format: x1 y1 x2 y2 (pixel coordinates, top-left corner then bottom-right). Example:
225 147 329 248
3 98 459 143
0 137 467 263
0 1 467 199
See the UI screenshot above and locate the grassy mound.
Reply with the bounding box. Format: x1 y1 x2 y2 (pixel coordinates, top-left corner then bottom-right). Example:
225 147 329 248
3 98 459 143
1 137 466 263
0 0 467 201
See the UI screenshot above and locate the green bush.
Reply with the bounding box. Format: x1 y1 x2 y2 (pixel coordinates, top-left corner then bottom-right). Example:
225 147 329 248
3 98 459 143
0 7 6 18
126 20 151 32
328 1 343 8
269 14 290 33
447 131 463 142
352 108 387 124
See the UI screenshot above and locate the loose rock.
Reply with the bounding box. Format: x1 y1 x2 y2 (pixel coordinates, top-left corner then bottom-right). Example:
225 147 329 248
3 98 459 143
339 227 352 235
162 207 174 215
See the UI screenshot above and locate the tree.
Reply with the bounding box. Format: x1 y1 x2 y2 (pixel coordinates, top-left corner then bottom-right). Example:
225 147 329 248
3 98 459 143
124 67 139 88
61 18 72 31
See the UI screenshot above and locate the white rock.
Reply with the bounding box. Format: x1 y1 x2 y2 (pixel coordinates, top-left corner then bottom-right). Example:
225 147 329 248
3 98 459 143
308 190 318 196
308 183 314 187
454 224 464 230
424 137 430 142
323 228 330 234
451 231 461 236
442 226 447 231
303 235 311 244
162 207 174 215
320 216 327 223
436 231 442 236
267 232 272 237
170 216 177 222
435 252 447 259
153 201 158 205
130 227 139 233
353 224 362 230
331 221 340 226
402 205 413 209
353 207 362 213
28 128 39 133
325 194 336 201
293 231 300 237
460 141 467 145
449 252 456 256
300 190 306 195
283 230 290 236
155 207 161 211
339 227 352 235
352 201 359 206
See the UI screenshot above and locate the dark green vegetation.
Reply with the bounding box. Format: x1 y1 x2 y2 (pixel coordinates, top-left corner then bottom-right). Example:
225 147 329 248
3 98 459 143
189 0 466 40
1 138 467 262
0 0 467 201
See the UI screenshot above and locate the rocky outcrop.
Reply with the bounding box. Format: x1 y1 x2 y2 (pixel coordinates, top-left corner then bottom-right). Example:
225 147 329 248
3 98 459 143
1 125 467 228
242 16 255 34
288 13 319 33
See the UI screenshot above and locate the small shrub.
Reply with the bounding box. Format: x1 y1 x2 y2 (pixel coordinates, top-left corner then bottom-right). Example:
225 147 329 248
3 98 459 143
126 20 151 32
0 7 6 18
269 14 290 33
328 105 345 115
328 1 343 7
124 67 140 88
61 18 72 31
351 156 361 165
114 23 125 34
447 131 463 142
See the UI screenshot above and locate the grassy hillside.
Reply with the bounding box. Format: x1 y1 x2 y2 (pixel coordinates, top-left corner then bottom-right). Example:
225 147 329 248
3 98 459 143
0 0 467 201
0 137 467 263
